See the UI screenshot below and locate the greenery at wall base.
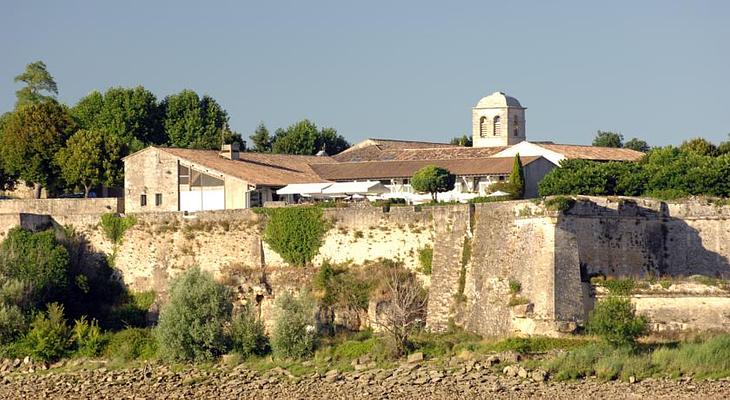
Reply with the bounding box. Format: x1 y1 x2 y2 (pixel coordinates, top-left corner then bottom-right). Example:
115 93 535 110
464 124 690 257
262 207 328 266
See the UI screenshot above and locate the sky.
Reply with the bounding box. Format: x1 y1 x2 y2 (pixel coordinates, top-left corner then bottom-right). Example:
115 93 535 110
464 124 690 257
1 0 729 147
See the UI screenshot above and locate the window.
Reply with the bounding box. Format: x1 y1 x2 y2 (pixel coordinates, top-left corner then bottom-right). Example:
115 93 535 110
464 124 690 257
155 193 162 206
140 194 147 207
513 115 519 136
493 116 501 136
190 170 224 187
499 175 506 181
178 164 190 185
479 116 488 137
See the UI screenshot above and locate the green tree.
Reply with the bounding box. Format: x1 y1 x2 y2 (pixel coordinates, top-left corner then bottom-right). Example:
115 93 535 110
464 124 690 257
55 129 124 196
0 101 76 197
411 165 455 202
271 291 317 359
449 135 473 147
71 86 164 153
155 267 232 362
624 138 650 152
14 61 58 106
593 131 624 148
679 137 718 157
161 90 238 149
587 296 648 347
250 122 272 152
509 154 525 199
271 119 350 155
538 159 645 197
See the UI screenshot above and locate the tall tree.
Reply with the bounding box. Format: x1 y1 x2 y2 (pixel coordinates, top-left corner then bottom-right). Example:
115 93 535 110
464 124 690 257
14 61 58 106
509 153 525 199
0 113 18 190
55 129 124 197
71 86 164 153
161 90 237 149
624 138 650 152
593 131 624 148
0 102 76 197
718 134 730 156
249 122 272 152
680 137 718 156
449 135 473 147
271 119 350 155
411 165 455 202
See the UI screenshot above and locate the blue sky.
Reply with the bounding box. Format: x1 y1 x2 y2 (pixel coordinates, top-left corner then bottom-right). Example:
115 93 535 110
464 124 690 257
1 0 728 146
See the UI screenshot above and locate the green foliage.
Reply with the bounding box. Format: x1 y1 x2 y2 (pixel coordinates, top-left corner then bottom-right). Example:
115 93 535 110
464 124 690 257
410 329 483 358
161 89 239 149
230 306 269 358
105 290 155 330
476 336 592 354
592 131 624 148
411 165 456 201
22 303 72 361
103 328 158 361
271 119 349 155
449 135 473 147
56 129 124 195
508 279 522 294
544 343 614 380
14 61 58 106
250 122 272 152
155 267 232 362
72 316 105 357
313 261 371 311
0 304 26 345
543 196 576 212
263 207 327 266
624 138 650 152
100 213 137 245
0 101 77 195
509 154 526 199
0 228 69 306
680 137 718 156
587 296 648 346
417 246 433 275
597 278 636 295
651 334 730 379
271 291 317 359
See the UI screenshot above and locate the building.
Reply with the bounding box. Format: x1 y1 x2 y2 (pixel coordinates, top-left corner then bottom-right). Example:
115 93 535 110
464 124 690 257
122 91 645 212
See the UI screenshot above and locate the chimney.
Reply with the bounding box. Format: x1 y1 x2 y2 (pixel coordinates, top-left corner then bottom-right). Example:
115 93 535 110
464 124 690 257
221 142 240 160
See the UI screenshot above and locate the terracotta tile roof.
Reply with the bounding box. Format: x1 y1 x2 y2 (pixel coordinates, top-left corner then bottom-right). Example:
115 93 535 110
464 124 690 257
387 146 507 161
333 138 459 162
536 143 644 161
311 156 541 181
159 148 335 186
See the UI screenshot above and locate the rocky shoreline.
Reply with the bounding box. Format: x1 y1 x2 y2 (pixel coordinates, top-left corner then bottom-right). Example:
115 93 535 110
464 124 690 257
1 355 729 399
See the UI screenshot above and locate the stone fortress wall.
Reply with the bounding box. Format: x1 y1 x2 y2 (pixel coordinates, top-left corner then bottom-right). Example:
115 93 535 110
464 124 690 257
0 196 729 336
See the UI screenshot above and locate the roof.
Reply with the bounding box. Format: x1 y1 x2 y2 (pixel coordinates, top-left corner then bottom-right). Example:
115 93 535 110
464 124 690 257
333 138 458 162
144 147 336 186
311 156 542 181
535 143 644 161
475 91 524 109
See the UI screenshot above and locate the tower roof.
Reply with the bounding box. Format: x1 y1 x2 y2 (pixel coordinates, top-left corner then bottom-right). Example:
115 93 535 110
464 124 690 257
475 91 524 109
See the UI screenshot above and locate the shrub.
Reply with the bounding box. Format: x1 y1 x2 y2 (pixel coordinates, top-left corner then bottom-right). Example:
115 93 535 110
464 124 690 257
0 304 25 345
417 246 433 275
100 213 137 245
587 296 648 346
271 291 317 359
22 303 72 361
263 207 327 266
155 267 232 362
106 290 155 329
508 279 522 294
230 306 269 358
313 262 371 311
544 196 576 212
104 328 158 361
599 278 636 295
72 316 105 357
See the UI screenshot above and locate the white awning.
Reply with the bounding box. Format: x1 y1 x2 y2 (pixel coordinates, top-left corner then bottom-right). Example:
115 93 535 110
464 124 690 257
321 181 390 195
276 183 332 195
487 190 511 197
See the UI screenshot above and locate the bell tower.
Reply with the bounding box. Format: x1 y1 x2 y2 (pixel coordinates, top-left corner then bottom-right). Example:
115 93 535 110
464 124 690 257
472 91 526 148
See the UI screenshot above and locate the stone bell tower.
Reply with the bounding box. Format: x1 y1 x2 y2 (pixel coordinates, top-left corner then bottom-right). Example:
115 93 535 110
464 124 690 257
472 91 526 148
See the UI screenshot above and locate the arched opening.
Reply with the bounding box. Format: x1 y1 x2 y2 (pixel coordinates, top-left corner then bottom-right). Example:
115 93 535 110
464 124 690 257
513 115 519 136
479 116 488 137
493 116 501 136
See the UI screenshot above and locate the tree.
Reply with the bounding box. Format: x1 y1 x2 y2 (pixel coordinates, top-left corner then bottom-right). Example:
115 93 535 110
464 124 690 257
411 165 455 202
593 131 624 148
55 129 124 196
0 101 76 197
155 267 232 362
509 154 525 199
680 137 718 157
0 113 18 191
624 138 650 152
377 262 427 356
587 296 648 347
271 291 317 359
14 61 58 106
161 90 237 149
71 87 164 153
271 119 350 155
250 122 272 152
449 135 473 147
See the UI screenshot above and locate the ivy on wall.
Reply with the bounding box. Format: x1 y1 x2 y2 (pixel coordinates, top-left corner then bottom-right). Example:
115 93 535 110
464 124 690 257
263 207 327 266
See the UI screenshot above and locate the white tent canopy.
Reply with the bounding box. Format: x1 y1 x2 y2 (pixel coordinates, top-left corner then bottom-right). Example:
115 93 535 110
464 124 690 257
486 190 511 197
276 183 332 195
321 181 390 195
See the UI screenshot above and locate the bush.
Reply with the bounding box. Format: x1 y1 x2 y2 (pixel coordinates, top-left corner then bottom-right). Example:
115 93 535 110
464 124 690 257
104 328 158 361
271 291 317 359
263 207 327 266
155 267 232 362
587 296 648 346
543 196 576 212
100 214 136 245
22 303 72 361
0 304 25 345
72 316 105 357
106 290 155 330
598 278 636 295
230 306 269 358
313 262 371 311
418 246 433 275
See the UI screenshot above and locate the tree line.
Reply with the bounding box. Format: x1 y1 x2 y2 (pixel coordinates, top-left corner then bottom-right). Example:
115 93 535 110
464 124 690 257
0 61 349 198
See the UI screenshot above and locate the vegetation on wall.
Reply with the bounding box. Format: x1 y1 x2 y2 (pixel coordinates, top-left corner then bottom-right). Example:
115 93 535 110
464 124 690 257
417 246 433 275
263 207 327 266
100 213 137 245
587 296 648 347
